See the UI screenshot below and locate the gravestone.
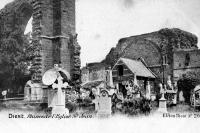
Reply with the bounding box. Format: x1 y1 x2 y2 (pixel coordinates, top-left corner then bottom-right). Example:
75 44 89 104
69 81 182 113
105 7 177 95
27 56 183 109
179 90 185 103
24 80 44 102
93 96 100 112
2 90 7 100
97 90 112 118
145 81 151 100
91 88 99 111
24 81 32 101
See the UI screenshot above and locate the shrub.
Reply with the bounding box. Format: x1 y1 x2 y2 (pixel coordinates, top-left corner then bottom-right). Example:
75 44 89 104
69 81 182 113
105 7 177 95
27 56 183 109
113 97 152 116
66 102 78 113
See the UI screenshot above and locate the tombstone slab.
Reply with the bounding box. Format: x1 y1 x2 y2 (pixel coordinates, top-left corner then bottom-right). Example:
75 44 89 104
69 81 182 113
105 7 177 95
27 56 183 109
2 90 7 100
146 81 151 100
97 90 112 118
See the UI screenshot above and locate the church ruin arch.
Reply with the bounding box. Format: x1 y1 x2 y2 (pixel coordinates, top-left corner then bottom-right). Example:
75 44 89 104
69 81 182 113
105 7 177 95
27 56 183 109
0 0 81 88
16 2 33 33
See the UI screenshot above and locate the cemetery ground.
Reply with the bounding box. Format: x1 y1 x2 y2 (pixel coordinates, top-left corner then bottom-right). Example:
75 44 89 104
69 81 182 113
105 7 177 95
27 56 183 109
0 99 199 118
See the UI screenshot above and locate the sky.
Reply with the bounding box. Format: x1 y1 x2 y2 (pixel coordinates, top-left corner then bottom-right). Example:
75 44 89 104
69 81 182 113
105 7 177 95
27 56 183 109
1 0 200 67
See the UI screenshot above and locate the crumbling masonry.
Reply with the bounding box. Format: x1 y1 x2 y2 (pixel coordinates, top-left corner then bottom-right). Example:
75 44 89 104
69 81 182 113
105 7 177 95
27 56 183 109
0 0 81 85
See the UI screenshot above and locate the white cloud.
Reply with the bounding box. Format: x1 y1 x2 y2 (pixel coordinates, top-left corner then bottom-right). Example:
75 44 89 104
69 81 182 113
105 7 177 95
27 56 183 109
77 0 200 66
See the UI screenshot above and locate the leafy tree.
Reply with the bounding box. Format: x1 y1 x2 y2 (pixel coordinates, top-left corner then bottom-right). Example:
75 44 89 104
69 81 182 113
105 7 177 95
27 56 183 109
0 29 33 96
177 71 200 103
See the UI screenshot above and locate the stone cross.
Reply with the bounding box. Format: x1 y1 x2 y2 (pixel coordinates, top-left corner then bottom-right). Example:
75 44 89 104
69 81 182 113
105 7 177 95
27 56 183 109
52 75 68 105
51 74 69 114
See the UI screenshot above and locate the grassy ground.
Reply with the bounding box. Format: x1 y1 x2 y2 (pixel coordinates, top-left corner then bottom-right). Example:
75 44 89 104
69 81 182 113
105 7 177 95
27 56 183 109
168 103 200 113
1 100 199 117
0 100 44 114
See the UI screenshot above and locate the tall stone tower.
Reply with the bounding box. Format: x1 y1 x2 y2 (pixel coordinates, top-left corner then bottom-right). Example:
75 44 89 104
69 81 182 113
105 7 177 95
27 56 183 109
31 0 81 85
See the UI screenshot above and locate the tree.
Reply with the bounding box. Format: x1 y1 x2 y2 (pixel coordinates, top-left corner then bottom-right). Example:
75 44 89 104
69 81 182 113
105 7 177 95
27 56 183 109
0 29 33 96
177 71 200 103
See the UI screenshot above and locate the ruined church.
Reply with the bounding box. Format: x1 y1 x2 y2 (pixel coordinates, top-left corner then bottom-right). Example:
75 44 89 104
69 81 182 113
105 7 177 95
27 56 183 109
0 0 81 100
102 28 200 95
82 28 200 101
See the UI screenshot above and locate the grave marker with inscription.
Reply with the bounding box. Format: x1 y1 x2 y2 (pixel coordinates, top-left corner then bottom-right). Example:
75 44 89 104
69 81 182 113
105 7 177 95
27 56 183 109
97 90 112 118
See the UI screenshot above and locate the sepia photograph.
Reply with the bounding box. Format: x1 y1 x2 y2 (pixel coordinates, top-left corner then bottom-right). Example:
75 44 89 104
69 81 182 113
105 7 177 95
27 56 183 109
0 0 200 133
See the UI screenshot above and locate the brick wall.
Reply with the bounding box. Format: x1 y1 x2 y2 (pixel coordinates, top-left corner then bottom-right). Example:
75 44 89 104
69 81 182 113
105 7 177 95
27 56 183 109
30 0 81 83
81 63 107 84
173 49 200 82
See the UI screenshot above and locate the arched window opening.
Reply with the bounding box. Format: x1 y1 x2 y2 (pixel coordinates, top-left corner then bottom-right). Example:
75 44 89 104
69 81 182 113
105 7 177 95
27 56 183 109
185 53 190 66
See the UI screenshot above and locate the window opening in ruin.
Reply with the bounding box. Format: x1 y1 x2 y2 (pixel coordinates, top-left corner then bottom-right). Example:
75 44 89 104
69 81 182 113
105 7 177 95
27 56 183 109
24 17 32 37
162 55 168 65
185 53 190 66
118 65 124 76
24 16 33 70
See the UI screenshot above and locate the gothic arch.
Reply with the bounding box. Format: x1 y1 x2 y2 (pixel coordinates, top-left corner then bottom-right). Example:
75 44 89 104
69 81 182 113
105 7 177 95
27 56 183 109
123 39 162 66
0 0 81 85
0 0 34 36
16 2 33 32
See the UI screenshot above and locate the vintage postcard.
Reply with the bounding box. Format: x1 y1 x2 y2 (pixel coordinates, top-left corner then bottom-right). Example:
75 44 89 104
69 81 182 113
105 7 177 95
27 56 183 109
0 0 200 133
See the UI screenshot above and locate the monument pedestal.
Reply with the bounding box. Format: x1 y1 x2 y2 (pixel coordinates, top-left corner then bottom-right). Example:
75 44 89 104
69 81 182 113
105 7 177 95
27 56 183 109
97 110 111 118
52 105 69 115
158 96 167 113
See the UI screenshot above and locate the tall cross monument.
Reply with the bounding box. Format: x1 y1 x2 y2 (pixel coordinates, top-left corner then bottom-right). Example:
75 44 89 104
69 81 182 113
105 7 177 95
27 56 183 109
52 74 69 114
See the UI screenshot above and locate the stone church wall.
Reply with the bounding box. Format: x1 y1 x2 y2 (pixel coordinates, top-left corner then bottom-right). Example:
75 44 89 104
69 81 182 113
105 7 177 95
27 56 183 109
102 28 199 85
173 49 200 82
0 0 81 85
